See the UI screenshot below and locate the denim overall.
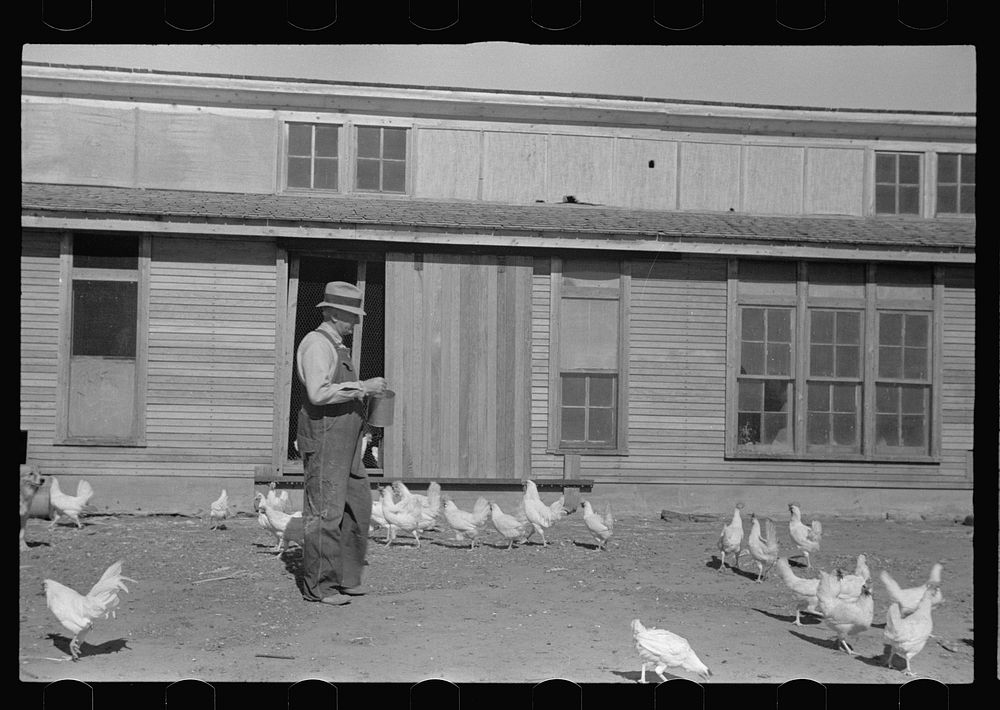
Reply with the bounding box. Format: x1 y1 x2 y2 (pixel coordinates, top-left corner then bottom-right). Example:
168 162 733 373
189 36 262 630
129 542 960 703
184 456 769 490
295 329 371 600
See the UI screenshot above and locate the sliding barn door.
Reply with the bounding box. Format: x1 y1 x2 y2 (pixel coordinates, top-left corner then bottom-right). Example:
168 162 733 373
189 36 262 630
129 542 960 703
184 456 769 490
384 253 533 480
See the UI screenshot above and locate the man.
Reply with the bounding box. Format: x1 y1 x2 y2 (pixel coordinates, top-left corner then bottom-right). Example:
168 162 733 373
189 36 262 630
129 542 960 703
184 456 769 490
294 281 387 606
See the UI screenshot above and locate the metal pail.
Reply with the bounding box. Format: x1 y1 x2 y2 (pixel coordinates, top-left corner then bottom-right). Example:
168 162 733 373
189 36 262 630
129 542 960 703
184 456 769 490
366 390 395 427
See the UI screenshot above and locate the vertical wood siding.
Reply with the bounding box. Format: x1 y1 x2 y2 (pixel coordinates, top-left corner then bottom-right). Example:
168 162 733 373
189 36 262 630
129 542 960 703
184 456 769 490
481 132 548 203
678 143 742 212
412 128 482 200
804 147 866 215
614 138 679 210
21 101 136 187
384 252 532 479
136 109 276 193
20 231 279 478
545 134 615 205
743 145 805 215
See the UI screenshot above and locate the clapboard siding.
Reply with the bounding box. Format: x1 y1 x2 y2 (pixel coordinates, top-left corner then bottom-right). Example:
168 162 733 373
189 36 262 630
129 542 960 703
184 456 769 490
19 232 62 443
528 254 973 487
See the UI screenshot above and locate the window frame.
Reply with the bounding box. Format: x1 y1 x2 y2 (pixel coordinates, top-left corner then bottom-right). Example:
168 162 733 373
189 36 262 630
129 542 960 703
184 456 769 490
873 151 923 217
283 121 342 193
934 151 975 217
726 260 941 463
547 256 630 456
55 231 150 446
352 124 411 195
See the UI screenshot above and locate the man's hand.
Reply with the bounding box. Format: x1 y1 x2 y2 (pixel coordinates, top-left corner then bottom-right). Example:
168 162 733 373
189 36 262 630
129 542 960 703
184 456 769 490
360 377 388 397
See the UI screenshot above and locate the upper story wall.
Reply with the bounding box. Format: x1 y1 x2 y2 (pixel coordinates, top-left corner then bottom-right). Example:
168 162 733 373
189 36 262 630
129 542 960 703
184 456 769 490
21 65 976 220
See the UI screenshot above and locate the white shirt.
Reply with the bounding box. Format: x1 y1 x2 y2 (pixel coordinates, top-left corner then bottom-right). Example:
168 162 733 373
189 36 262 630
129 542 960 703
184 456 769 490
295 321 365 406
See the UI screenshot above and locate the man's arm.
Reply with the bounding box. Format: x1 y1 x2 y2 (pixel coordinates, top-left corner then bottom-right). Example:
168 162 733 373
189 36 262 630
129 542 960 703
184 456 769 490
298 335 366 406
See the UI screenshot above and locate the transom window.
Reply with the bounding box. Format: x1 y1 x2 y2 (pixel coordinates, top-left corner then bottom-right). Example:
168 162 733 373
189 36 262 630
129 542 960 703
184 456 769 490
730 260 937 461
875 152 921 215
286 123 339 190
936 153 975 215
356 126 407 193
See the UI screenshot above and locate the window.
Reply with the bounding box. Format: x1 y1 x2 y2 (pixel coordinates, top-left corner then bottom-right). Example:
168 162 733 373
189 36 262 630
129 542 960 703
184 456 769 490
936 153 975 215
58 233 148 445
550 258 629 452
729 260 937 461
286 123 339 190
356 126 407 193
875 152 921 215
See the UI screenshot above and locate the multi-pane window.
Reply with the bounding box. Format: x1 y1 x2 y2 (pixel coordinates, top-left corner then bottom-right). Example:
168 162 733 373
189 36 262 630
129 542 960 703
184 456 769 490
553 259 626 451
286 123 339 190
60 233 147 444
936 153 975 215
876 312 931 453
356 126 407 193
731 260 936 460
875 152 921 215
737 308 793 450
807 310 862 452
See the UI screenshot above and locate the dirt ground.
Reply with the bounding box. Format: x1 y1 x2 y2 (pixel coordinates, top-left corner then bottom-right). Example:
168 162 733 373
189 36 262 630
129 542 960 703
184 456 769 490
18 499 975 685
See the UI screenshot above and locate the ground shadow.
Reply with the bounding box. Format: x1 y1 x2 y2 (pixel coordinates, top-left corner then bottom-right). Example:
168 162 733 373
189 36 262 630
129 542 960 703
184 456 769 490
46 633 130 659
853 646 891 669
788 628 839 651
25 540 51 549
751 607 821 625
703 559 761 581
961 638 973 647
571 540 605 550
610 668 686 683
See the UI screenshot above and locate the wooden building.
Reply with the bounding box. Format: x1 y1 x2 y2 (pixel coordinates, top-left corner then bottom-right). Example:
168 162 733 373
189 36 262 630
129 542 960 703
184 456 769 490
20 63 975 516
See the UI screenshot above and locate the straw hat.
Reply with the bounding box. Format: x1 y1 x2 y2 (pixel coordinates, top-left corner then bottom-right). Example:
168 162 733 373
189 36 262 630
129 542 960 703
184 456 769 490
315 281 366 315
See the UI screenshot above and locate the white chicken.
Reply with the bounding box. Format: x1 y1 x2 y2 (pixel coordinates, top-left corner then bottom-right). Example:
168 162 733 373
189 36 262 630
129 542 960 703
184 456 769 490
773 557 821 626
44 560 137 661
630 619 712 683
883 584 939 676
581 500 614 550
391 480 441 533
788 502 822 568
48 477 95 529
370 493 396 542
489 501 534 550
253 492 302 556
716 502 745 572
854 553 872 583
521 479 568 547
265 482 292 513
879 562 944 615
379 485 427 547
441 495 491 549
209 489 231 530
747 514 780 582
817 569 874 655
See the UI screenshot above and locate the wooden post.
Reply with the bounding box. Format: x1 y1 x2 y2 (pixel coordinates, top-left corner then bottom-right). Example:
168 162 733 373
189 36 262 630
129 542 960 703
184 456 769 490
562 454 581 513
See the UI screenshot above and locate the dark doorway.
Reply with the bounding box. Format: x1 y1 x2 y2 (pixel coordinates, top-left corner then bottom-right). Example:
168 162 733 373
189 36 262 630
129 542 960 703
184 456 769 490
286 257 386 466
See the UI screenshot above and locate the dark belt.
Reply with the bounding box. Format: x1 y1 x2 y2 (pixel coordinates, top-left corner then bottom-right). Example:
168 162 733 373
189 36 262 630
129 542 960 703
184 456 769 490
302 400 363 419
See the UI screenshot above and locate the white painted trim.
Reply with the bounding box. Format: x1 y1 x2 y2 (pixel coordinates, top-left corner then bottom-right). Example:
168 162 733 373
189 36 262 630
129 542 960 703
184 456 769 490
21 215 975 263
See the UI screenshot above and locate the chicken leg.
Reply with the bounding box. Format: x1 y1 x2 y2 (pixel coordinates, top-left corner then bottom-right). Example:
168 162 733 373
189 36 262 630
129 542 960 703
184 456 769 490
654 664 670 682
70 625 91 661
639 663 647 683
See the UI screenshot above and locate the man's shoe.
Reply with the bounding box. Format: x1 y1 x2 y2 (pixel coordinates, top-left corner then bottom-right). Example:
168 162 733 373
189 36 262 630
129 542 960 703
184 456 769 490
339 584 370 596
319 593 352 605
